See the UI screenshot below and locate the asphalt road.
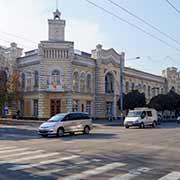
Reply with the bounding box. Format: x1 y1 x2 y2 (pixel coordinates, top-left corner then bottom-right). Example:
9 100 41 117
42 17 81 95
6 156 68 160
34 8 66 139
0 121 180 180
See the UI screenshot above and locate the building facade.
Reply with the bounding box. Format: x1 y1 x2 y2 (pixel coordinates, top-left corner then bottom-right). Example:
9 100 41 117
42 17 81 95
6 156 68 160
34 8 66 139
0 9 180 119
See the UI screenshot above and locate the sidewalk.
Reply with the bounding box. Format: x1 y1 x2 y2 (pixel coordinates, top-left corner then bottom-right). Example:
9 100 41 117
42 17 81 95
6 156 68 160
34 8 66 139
0 118 44 126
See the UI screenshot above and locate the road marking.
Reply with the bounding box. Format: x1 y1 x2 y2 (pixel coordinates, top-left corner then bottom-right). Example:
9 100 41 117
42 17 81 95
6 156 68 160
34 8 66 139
0 146 17 151
0 152 59 164
158 171 180 180
91 159 102 162
0 148 29 154
36 168 64 176
0 145 6 147
37 159 101 176
61 162 126 180
75 160 90 165
0 150 45 159
9 155 79 171
109 167 152 180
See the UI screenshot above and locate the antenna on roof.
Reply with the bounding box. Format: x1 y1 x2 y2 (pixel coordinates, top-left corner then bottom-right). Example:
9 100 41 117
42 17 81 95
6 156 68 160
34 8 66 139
56 0 59 10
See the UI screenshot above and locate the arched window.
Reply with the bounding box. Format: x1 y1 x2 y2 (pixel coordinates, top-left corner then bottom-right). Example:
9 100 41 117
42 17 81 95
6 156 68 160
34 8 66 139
161 88 164 94
143 85 146 94
73 72 79 92
157 87 160 95
131 83 135 91
34 71 39 88
80 73 86 92
152 87 156 97
51 70 60 85
148 86 151 98
27 72 32 89
21 73 25 89
105 72 114 94
125 81 129 94
86 74 92 93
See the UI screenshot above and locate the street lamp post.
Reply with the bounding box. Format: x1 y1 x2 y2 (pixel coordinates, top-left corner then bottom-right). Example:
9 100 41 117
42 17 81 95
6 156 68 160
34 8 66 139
120 53 125 123
119 55 140 123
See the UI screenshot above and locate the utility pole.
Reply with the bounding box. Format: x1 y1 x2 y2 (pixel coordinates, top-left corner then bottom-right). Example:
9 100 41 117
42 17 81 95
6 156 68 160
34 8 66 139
120 52 125 122
119 55 140 123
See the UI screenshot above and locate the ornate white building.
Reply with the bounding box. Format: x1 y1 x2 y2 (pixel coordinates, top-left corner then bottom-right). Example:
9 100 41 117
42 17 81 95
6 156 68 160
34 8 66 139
0 9 179 119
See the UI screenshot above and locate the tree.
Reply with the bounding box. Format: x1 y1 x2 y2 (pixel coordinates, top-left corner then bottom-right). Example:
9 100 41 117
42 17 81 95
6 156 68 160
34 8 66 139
6 71 22 106
148 90 180 116
0 70 22 116
117 90 146 110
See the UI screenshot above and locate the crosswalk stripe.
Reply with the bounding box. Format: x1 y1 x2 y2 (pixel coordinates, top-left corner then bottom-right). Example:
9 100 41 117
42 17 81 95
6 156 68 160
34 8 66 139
0 148 29 154
0 150 45 159
9 155 79 171
0 145 6 147
158 171 180 180
0 146 17 151
0 152 60 164
109 167 152 180
61 162 126 180
36 168 64 176
36 159 101 176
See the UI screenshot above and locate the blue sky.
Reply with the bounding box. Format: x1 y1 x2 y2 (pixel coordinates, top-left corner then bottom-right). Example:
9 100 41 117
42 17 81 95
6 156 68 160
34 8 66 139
0 0 180 75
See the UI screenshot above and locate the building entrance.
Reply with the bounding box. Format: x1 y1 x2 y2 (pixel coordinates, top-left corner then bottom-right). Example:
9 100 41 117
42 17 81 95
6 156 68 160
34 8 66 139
50 99 61 116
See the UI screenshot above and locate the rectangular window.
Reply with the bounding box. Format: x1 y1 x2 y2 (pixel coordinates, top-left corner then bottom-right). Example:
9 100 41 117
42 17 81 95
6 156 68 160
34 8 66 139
33 100 38 117
72 100 79 112
86 101 91 115
147 111 152 117
26 72 32 90
106 102 113 116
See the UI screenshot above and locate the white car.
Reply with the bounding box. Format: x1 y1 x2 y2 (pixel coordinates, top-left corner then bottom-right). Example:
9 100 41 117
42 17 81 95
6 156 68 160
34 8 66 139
38 112 93 137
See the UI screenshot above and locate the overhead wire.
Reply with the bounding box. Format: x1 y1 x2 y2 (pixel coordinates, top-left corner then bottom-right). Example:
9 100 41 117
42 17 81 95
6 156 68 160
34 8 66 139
0 30 36 45
107 0 180 46
84 0 180 53
165 0 180 15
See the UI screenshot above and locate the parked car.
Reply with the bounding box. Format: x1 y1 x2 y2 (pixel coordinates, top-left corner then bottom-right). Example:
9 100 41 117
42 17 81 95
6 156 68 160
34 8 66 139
38 112 93 137
177 116 180 124
124 108 158 129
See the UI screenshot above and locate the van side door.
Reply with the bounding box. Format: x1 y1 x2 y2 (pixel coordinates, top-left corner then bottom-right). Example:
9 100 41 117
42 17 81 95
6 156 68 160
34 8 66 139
147 111 153 125
141 111 148 125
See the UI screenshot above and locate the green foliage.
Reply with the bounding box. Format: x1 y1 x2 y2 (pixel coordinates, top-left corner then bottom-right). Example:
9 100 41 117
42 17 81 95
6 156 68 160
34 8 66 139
117 90 146 110
148 90 180 111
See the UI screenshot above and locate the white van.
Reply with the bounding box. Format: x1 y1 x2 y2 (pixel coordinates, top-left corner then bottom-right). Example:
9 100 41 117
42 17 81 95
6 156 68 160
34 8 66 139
124 108 158 128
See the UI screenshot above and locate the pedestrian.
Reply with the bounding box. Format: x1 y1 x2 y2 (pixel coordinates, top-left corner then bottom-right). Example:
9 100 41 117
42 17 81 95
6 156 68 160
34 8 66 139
16 110 20 120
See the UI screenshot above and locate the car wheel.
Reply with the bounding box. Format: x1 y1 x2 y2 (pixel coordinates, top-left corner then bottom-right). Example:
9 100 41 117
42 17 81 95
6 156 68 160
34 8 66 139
57 128 64 137
125 125 129 129
84 126 90 134
152 121 156 128
139 122 145 129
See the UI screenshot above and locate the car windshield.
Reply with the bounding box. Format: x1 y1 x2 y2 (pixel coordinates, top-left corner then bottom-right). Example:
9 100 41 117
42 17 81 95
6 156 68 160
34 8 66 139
48 114 66 122
127 111 142 117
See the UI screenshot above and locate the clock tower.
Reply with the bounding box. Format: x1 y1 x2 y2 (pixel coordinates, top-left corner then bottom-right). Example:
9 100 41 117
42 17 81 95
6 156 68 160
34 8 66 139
48 9 66 41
